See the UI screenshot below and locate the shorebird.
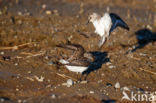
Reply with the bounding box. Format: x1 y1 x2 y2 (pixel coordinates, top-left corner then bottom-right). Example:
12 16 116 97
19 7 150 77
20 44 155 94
88 12 129 47
56 44 95 81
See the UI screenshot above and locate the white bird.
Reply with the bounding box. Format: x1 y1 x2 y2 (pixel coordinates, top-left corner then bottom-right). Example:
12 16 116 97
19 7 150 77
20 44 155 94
88 12 129 47
56 44 95 81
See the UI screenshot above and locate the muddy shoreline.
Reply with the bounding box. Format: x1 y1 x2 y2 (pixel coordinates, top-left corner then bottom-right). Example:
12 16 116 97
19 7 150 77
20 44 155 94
0 0 156 103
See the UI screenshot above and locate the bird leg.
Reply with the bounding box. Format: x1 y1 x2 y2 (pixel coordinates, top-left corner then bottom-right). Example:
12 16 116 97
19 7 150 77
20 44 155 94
77 73 82 81
68 51 76 61
84 74 88 81
98 35 106 48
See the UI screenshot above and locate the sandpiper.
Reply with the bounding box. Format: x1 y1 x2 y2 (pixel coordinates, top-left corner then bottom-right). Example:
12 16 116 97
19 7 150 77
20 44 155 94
56 44 95 81
88 12 129 47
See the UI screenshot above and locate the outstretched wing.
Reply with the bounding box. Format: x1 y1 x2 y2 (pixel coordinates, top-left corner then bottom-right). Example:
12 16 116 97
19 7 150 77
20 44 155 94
110 13 129 33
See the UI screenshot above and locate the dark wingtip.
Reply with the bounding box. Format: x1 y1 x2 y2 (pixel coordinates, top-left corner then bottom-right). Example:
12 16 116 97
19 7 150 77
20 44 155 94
127 26 130 31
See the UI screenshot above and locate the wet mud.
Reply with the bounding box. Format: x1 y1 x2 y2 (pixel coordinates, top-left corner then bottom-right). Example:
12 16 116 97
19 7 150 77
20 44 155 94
0 0 156 103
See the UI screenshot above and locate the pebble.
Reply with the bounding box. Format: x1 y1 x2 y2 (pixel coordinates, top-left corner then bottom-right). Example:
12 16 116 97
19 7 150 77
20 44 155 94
114 82 120 89
22 100 27 103
132 45 136 49
42 4 46 9
106 83 112 87
51 94 56 99
48 61 54 65
44 56 49 60
46 10 52 15
14 63 18 66
121 86 130 91
27 71 32 74
0 52 4 55
17 99 22 103
139 53 146 56
17 12 22 16
97 80 102 83
137 88 144 92
0 98 5 102
53 9 59 15
62 83 67 86
101 73 105 76
80 80 88 84
17 20 22 25
106 62 111 66
66 79 74 87
89 91 94 94
108 65 115 69
146 25 152 30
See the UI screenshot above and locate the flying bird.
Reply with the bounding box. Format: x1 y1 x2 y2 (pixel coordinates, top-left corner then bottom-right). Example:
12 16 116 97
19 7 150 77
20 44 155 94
88 12 129 47
56 44 95 81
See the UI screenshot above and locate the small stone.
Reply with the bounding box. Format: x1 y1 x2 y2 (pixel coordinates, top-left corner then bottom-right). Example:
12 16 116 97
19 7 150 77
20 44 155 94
97 80 102 83
67 79 74 87
17 20 22 25
80 80 88 84
137 88 144 92
101 73 105 76
16 88 19 91
106 62 111 65
42 4 46 9
62 83 67 86
51 94 56 99
46 10 52 15
17 12 22 16
22 100 27 103
146 25 152 30
53 9 59 15
89 91 94 94
106 83 112 87
121 86 130 91
139 53 146 56
44 56 49 60
108 65 115 69
114 82 120 89
48 61 54 65
27 71 32 74
14 63 18 66
132 45 136 49
17 99 22 103
0 98 5 102
0 52 4 55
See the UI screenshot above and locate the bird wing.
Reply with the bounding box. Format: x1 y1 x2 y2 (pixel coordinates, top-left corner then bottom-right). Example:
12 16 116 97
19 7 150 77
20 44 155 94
66 59 90 67
56 44 86 60
110 13 129 33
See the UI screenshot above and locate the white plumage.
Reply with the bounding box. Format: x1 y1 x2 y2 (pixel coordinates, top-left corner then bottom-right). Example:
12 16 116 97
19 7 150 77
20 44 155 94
59 59 88 73
88 12 129 47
